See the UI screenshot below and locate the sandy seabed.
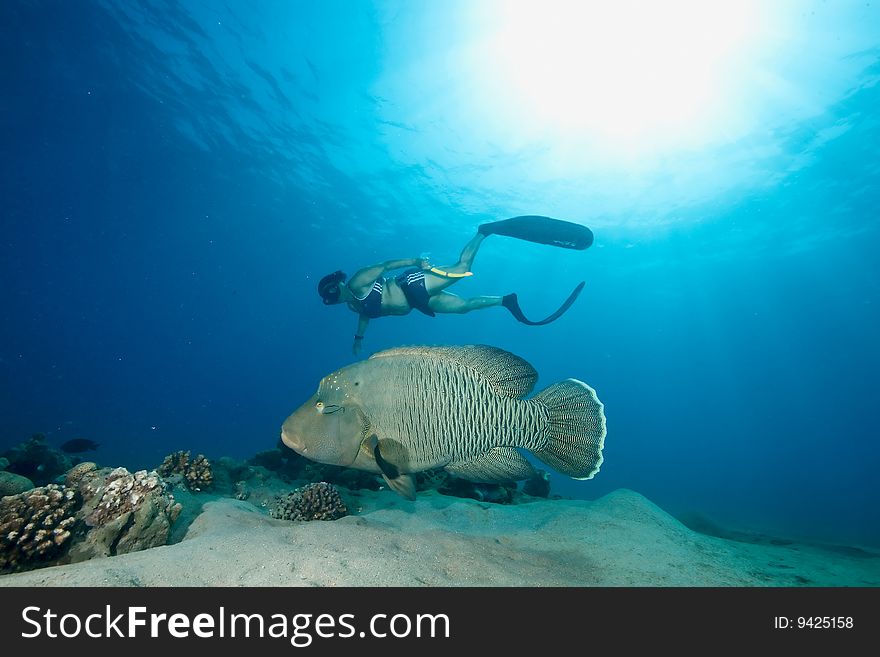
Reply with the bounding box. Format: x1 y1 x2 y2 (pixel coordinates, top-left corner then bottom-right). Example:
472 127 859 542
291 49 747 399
1 488 877 587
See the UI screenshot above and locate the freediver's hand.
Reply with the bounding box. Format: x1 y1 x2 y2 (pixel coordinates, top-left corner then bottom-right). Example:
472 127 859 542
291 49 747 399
418 257 432 270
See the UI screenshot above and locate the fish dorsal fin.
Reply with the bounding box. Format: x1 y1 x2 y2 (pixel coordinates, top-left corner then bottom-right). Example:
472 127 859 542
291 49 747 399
370 345 538 398
445 447 538 482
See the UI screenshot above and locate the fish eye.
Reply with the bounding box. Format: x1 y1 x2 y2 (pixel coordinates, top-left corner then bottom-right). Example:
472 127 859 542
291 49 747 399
316 401 325 411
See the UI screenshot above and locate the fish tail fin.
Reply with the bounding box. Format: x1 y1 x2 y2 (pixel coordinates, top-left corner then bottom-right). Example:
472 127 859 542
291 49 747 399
531 378 606 479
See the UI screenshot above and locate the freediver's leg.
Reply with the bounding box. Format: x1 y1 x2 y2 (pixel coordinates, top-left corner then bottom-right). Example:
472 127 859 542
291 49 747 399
423 232 486 295
456 231 486 271
427 291 503 314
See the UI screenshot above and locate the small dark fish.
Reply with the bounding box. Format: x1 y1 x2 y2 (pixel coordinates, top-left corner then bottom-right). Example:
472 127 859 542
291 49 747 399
60 438 99 453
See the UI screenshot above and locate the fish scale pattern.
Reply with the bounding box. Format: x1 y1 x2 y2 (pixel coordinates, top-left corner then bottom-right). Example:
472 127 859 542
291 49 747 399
371 353 548 469
335 345 607 485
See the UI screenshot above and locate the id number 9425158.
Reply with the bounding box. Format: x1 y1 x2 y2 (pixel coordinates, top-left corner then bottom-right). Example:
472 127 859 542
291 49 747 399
773 616 854 629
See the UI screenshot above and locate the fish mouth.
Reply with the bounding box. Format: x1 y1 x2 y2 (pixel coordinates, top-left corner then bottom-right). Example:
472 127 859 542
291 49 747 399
280 424 305 454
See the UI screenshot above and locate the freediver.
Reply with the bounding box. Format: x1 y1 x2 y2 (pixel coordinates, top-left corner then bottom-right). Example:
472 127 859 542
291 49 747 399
316 216 594 354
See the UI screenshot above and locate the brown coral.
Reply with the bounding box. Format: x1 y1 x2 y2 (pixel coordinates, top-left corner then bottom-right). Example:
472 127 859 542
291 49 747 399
64 461 98 487
67 466 182 561
0 484 80 574
270 482 348 521
156 450 213 491
0 470 35 496
80 468 167 527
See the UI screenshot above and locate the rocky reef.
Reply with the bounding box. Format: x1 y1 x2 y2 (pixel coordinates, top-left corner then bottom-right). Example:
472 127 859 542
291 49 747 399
246 445 303 481
435 475 518 504
211 441 552 505
270 482 348 521
299 462 382 491
0 462 182 573
156 450 213 491
414 467 553 504
0 428 559 576
245 442 382 491
0 470 35 496
209 445 381 504
2 433 73 486
0 484 79 574
66 464 182 561
522 470 551 498
220 441 553 506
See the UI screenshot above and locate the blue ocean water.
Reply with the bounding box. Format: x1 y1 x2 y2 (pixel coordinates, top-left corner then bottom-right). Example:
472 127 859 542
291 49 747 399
1 0 878 550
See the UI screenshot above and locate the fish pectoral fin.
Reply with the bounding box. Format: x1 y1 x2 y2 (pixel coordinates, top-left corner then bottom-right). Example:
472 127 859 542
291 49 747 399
445 447 537 482
381 473 416 501
371 435 416 500
371 435 399 478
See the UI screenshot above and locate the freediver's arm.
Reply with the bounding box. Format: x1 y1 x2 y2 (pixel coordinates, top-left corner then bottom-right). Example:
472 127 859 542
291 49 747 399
347 258 425 295
353 315 370 356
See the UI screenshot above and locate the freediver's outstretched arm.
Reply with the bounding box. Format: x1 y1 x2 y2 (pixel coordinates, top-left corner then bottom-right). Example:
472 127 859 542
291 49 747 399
348 258 426 296
353 315 370 355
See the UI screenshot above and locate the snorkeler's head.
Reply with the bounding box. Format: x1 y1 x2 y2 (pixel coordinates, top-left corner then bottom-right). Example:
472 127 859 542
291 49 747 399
318 270 347 304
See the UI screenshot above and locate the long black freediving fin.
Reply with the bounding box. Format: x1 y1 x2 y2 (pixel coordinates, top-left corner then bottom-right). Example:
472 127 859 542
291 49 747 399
502 281 585 326
478 215 594 250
